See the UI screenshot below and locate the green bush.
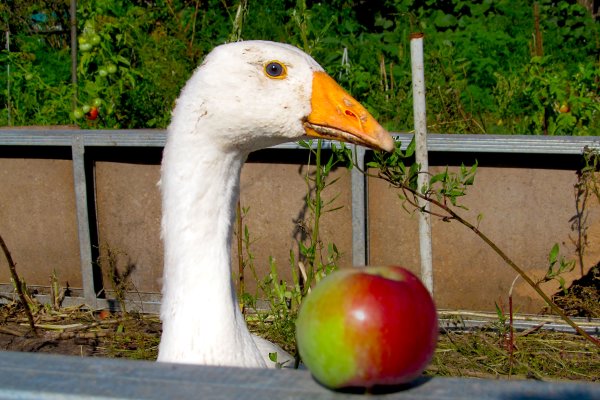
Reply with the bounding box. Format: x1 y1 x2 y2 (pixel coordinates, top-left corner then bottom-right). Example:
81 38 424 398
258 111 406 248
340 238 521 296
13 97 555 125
1 0 598 134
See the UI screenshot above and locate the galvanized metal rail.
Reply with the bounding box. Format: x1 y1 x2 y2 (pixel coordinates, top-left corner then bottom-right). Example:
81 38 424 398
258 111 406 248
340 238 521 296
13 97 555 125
0 350 598 400
1 129 600 313
2 129 600 153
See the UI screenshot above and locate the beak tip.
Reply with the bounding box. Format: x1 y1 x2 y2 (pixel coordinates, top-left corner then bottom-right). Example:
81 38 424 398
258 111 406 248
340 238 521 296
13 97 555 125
377 128 395 153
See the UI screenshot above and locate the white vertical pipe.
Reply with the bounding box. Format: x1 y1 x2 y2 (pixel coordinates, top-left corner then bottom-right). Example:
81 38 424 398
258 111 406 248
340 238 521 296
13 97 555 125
410 33 434 294
6 31 11 126
351 145 367 267
70 0 77 109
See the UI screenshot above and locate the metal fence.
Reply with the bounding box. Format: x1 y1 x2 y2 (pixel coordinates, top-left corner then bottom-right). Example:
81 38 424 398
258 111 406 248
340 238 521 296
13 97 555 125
1 128 600 314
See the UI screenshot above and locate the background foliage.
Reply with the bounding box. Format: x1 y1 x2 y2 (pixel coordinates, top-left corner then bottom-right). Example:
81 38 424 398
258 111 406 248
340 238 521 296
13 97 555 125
1 0 598 134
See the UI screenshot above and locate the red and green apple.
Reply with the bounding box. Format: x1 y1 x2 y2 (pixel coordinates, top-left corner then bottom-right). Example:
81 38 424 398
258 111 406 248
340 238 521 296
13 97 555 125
296 266 438 390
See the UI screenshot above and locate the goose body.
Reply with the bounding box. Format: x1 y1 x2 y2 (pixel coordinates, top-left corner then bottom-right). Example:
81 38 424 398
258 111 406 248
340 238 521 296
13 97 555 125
158 40 393 368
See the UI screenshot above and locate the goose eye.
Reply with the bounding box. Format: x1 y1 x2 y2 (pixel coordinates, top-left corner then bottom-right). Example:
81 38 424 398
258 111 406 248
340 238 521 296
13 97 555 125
264 61 287 79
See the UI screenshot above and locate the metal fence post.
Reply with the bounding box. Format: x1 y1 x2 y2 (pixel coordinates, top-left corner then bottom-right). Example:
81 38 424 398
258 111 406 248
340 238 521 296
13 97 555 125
351 145 368 266
71 135 97 308
70 0 78 109
410 33 434 294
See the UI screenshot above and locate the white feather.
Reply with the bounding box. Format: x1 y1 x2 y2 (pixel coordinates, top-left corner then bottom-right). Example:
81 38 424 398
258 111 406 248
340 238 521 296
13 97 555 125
158 41 324 368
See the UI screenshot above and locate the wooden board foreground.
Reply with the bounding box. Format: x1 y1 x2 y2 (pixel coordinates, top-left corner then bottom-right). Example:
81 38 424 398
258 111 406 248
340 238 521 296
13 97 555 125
0 351 597 399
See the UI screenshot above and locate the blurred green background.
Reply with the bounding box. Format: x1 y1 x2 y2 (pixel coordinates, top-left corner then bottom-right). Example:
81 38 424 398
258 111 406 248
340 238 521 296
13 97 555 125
1 0 598 134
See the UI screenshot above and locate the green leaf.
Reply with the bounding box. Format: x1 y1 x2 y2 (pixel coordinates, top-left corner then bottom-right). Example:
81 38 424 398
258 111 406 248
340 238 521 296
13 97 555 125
434 12 458 28
404 138 416 158
298 140 311 149
494 301 505 323
429 171 447 185
548 243 559 264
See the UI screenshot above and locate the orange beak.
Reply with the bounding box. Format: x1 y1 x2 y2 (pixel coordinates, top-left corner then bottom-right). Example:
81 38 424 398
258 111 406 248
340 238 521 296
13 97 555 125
304 71 394 152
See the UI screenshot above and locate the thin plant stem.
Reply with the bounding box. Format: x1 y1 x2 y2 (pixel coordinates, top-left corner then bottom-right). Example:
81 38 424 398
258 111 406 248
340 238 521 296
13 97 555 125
0 233 37 335
357 161 600 348
188 0 201 58
311 139 323 268
410 185 600 347
508 275 519 377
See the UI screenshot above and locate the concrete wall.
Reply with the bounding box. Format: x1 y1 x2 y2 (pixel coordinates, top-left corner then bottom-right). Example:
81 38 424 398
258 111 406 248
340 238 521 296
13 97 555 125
0 154 82 288
92 150 354 297
369 163 600 312
0 148 598 313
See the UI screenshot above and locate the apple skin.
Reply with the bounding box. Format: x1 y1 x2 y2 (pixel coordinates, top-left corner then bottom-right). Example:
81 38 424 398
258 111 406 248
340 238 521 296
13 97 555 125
295 266 438 390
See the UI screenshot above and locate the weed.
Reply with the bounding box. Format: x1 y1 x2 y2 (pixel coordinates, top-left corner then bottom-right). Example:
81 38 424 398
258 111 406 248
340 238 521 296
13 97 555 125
367 138 600 347
0 232 36 334
234 141 350 355
99 314 161 360
235 207 301 353
232 2 351 355
96 246 136 313
538 243 576 294
572 148 600 274
49 269 66 311
429 329 599 381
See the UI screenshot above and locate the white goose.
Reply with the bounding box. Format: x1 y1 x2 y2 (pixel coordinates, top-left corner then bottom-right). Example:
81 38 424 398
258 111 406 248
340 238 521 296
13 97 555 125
158 40 394 368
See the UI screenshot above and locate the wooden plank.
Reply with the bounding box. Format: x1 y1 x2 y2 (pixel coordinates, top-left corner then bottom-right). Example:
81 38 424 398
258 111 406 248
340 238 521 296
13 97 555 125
0 351 597 399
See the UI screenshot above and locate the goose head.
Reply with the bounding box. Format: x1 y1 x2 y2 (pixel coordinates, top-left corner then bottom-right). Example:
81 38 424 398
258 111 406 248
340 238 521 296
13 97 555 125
169 40 394 153
159 41 395 367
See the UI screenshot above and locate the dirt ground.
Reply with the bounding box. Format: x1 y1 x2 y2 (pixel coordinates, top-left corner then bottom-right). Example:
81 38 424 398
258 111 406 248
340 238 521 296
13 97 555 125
0 306 161 360
0 264 598 381
0 303 598 382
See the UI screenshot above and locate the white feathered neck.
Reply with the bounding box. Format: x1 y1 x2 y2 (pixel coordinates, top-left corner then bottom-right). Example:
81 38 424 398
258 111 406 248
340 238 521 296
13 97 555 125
158 41 322 367
158 40 393 368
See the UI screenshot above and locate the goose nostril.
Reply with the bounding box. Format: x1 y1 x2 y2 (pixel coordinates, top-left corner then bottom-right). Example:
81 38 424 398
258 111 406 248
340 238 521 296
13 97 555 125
345 109 357 119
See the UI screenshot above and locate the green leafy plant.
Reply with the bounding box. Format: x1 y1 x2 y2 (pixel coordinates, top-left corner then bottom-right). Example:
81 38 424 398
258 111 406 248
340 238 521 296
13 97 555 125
367 138 600 348
233 3 353 355
295 140 348 293
0 39 73 126
540 243 576 294
571 147 600 276
3 0 598 133
0 232 37 334
74 1 180 128
235 206 301 354
236 142 350 354
96 246 136 313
